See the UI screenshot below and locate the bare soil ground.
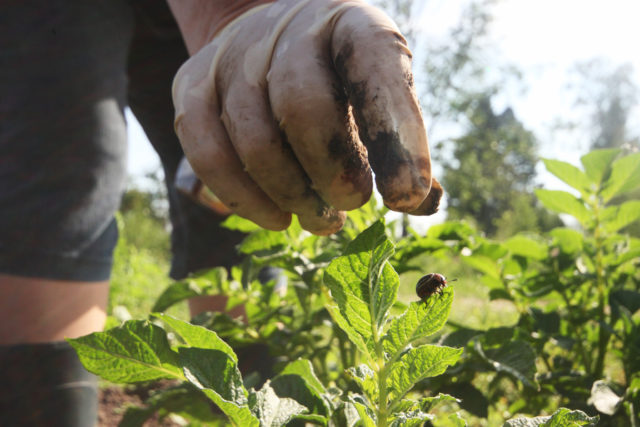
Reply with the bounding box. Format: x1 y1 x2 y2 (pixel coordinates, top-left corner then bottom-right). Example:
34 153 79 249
98 381 180 427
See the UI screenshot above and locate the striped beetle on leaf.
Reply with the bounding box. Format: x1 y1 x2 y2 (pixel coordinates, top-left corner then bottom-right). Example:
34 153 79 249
416 273 456 300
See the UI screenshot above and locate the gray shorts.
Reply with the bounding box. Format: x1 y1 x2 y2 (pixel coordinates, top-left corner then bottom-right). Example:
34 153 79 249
0 0 243 281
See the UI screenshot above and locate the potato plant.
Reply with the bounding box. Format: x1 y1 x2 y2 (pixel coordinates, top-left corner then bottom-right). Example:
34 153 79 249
68 219 463 426
64 150 637 426
392 149 639 425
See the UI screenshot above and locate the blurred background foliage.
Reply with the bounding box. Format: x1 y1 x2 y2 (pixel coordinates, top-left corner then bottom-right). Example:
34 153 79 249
112 0 639 321
102 1 640 424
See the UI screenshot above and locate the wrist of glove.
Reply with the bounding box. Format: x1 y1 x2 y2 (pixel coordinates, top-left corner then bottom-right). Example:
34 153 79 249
172 0 442 235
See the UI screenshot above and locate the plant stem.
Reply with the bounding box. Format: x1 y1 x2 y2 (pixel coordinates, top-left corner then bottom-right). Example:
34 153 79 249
365 255 390 427
591 200 611 378
631 402 638 427
558 286 591 371
376 340 389 427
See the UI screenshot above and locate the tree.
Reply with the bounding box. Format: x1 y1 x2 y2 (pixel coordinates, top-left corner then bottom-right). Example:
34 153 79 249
370 0 416 44
571 59 639 151
442 96 561 236
568 60 640 236
420 0 499 133
372 0 559 236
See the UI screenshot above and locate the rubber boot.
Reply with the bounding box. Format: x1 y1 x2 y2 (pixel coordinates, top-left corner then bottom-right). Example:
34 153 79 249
0 341 98 427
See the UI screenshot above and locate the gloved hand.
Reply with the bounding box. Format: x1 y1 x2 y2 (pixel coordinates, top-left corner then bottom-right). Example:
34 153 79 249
171 0 442 235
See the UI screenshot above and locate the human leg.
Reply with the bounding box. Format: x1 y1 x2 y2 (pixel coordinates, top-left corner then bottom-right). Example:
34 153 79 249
0 276 109 426
125 4 281 389
0 0 133 424
125 1 245 316
0 276 109 345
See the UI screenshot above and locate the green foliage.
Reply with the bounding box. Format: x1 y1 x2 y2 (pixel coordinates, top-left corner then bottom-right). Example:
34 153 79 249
110 194 176 320
570 59 639 151
119 188 170 259
69 320 182 383
503 408 598 426
76 149 640 424
69 211 465 426
324 221 463 426
443 96 561 236
442 149 640 424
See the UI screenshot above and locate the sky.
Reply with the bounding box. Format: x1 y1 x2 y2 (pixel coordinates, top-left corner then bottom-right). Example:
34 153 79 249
413 0 639 155
126 0 640 224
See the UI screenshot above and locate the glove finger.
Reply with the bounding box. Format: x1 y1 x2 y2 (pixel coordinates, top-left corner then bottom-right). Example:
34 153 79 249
267 11 373 212
331 3 437 212
219 78 346 235
408 177 443 216
172 57 291 231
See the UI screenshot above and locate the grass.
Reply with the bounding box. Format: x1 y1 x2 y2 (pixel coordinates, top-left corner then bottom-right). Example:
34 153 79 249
108 211 188 324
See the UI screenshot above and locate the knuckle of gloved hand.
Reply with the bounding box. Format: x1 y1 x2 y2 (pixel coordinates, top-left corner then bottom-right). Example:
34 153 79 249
272 92 373 211
324 132 373 209
299 207 347 236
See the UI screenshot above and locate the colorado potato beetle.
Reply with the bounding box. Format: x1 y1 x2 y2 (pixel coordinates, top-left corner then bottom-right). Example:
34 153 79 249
416 273 456 300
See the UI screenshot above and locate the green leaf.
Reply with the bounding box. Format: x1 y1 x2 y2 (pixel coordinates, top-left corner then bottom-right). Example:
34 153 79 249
347 364 378 401
387 345 463 404
290 414 329 426
119 385 217 427
271 359 329 416
503 407 598 426
489 288 513 301
325 302 375 362
426 221 476 241
614 237 640 265
601 152 640 201
588 380 622 415
542 158 591 195
441 412 468 427
152 314 236 361
152 281 204 313
529 308 560 334
483 327 516 346
324 220 397 339
474 242 509 260
549 228 584 254
179 347 257 426
221 214 262 232
535 189 591 225
394 238 446 263
383 288 453 356
504 235 548 260
580 148 620 185
437 382 488 418
152 268 227 312
389 410 434 427
610 290 640 320
342 400 361 427
68 320 182 383
352 400 377 427
602 200 640 233
440 328 483 348
475 340 538 389
419 393 461 412
238 230 289 255
462 254 500 278
276 359 326 396
248 381 308 427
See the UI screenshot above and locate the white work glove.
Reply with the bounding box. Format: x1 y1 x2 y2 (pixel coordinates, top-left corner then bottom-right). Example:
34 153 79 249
172 0 442 235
